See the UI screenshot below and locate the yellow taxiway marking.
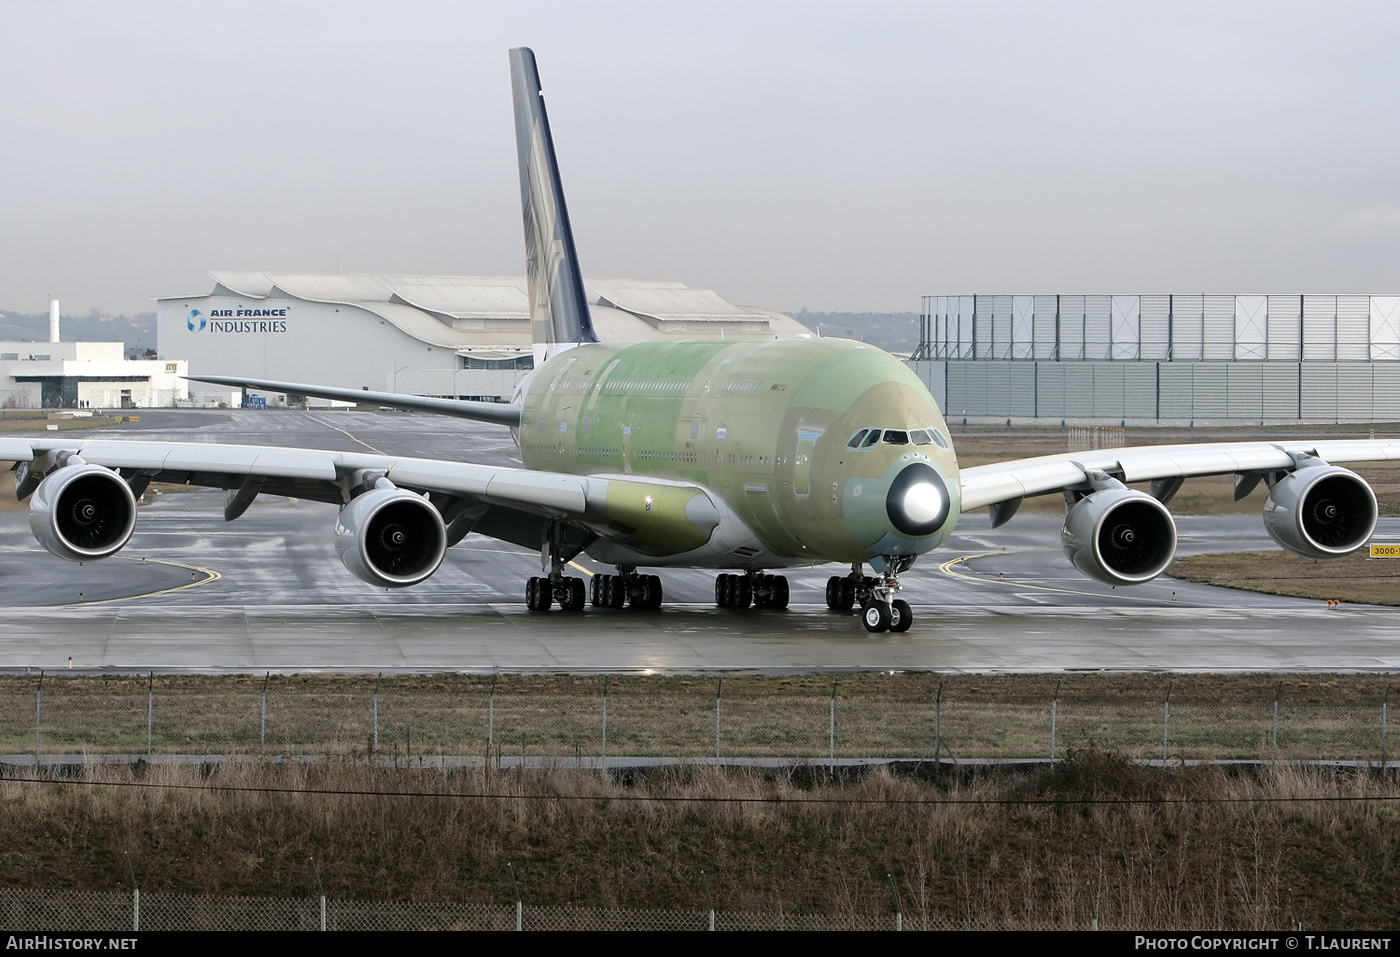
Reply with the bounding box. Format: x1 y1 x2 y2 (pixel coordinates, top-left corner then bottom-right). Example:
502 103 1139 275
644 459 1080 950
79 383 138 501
568 561 594 576
938 551 1180 605
305 413 385 454
66 556 222 606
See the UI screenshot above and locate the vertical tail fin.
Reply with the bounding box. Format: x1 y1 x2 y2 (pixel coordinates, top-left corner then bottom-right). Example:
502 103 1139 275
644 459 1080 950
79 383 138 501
509 47 599 360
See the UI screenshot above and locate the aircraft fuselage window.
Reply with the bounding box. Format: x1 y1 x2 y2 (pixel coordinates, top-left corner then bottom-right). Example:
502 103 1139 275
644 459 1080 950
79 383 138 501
882 430 909 446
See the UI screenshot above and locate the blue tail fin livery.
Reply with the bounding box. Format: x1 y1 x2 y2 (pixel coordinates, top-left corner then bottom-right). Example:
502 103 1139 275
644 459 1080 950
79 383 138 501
509 47 599 360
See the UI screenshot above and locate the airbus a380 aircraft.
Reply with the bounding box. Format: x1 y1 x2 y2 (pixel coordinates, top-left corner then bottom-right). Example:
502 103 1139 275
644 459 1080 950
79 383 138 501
7 49 1399 633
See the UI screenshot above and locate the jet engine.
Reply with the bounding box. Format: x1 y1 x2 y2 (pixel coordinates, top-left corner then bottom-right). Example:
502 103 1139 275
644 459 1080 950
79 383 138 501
1262 465 1377 560
334 484 447 587
29 460 138 562
1062 487 1177 586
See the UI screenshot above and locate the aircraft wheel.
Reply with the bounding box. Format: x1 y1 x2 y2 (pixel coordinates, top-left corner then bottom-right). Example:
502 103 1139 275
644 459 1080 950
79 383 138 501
590 575 603 607
839 579 856 612
714 576 727 607
559 577 585 612
862 601 891 633
526 576 552 612
890 598 912 633
825 576 841 610
771 575 790 610
735 575 752 609
646 574 663 608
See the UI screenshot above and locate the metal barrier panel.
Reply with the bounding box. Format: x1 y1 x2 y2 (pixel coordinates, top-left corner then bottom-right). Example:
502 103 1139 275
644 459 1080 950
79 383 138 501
1372 296 1400 360
1110 296 1140 360
1203 295 1236 360
1303 296 1337 360
1337 295 1372 361
974 294 995 359
1300 363 1339 420
1011 295 1035 360
1226 362 1264 418
1171 295 1204 361
1267 295 1303 361
1091 363 1126 419
1034 361 1065 419
1061 364 1097 418
991 295 1014 360
1139 295 1171 360
1084 295 1112 360
1123 364 1158 419
1374 363 1400 419
1336 364 1374 421
1234 295 1268 360
1191 363 1229 417
1033 294 1059 359
1060 294 1086 360
1261 363 1301 419
1157 363 1194 418
983 362 1013 417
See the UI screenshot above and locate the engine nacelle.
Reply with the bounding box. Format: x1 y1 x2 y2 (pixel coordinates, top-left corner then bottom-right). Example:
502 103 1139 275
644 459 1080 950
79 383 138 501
1062 487 1177 586
1263 465 1377 560
29 463 137 562
334 485 446 587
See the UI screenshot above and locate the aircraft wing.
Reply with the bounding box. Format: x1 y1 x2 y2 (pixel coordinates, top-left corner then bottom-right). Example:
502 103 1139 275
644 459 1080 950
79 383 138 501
186 375 524 428
960 439 1400 513
0 436 720 558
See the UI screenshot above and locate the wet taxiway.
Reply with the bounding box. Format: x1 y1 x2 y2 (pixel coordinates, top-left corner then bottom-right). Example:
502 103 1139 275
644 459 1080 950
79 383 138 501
0 409 1394 673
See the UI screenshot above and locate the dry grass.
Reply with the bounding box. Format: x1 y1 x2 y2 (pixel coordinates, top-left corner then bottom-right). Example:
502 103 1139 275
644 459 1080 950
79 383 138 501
1171 551 1400 607
3 673 1394 764
0 755 1396 928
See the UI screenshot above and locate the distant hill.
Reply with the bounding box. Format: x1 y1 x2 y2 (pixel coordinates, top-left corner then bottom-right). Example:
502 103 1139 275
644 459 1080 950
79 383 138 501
787 310 922 355
0 309 156 357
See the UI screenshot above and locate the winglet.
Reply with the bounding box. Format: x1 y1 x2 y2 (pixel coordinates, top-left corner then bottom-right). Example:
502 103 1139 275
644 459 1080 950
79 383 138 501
510 47 599 362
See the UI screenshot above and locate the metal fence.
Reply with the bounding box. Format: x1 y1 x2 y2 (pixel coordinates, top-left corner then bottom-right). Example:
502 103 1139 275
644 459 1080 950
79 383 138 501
0 674 1391 765
917 294 1400 363
0 887 1060 931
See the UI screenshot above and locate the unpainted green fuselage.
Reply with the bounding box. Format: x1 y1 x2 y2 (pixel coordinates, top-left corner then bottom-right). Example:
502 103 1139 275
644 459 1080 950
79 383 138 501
516 337 961 568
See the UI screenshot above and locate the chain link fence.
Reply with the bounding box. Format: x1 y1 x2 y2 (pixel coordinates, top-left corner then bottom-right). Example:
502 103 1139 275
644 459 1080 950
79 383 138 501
0 674 1390 765
0 887 1068 931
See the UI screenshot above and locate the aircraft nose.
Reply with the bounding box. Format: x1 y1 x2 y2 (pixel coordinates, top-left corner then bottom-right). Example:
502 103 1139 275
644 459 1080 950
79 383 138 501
885 463 951 537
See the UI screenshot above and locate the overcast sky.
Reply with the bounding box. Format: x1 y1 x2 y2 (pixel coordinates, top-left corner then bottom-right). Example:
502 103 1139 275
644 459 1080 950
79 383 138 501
3 1 1399 316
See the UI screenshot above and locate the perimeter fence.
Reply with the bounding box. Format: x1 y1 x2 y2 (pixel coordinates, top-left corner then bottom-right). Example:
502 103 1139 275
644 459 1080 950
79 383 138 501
0 673 1392 765
0 887 1060 932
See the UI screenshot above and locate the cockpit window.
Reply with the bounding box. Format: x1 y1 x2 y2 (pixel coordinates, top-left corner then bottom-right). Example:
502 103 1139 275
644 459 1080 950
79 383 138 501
911 429 932 445
861 430 881 448
847 429 869 449
882 430 909 446
929 428 950 450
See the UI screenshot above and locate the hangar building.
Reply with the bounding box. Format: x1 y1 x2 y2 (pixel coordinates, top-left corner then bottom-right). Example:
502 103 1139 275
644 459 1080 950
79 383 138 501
909 293 1400 424
158 272 810 406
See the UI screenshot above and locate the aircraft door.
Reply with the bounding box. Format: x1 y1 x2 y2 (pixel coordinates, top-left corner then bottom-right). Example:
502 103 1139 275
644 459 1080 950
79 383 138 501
794 430 820 496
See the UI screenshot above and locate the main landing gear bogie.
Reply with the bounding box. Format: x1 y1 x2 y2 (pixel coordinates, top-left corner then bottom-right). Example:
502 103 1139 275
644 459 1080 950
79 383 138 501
525 574 586 612
590 570 663 609
714 572 790 609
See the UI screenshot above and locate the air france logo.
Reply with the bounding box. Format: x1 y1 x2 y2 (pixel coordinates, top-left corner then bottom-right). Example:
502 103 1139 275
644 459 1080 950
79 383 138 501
187 309 207 332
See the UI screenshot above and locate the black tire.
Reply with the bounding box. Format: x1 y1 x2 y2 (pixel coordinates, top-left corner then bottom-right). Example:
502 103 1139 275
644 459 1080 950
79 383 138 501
825 577 839 609
736 575 752 608
715 576 727 607
563 577 585 611
772 575 790 610
589 575 601 606
862 601 891 633
890 598 912 633
646 574 663 608
839 578 856 612
607 575 625 608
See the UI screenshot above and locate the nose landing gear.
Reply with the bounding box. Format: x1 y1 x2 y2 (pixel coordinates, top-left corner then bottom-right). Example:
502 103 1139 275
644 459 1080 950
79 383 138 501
827 560 915 633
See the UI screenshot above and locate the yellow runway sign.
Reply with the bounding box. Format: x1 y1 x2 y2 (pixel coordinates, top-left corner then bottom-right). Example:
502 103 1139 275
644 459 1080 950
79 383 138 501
1370 543 1400 558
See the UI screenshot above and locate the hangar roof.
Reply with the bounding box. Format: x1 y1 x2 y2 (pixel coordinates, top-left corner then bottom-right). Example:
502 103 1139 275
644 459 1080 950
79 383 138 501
175 272 809 352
